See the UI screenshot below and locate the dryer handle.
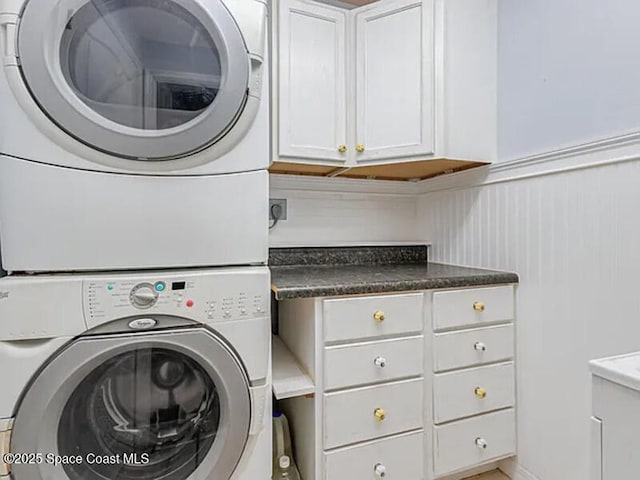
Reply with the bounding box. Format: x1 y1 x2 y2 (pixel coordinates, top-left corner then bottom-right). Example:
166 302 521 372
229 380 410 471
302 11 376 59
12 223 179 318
0 13 19 66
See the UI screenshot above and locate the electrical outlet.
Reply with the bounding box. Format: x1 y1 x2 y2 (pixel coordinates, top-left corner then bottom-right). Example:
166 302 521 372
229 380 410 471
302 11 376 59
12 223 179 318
269 198 287 221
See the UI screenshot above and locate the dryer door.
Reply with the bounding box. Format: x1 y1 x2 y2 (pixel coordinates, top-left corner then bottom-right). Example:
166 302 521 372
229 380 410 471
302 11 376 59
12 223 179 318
17 0 250 160
10 326 251 480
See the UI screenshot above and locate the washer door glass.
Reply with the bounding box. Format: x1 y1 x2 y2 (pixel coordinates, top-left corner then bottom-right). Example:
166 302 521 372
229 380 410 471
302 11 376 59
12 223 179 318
9 327 252 480
18 0 250 160
58 347 218 479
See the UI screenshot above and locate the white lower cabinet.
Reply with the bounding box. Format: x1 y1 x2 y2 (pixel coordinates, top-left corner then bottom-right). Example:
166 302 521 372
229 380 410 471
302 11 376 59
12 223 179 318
433 409 516 476
325 431 424 480
323 292 424 342
433 362 515 423
276 284 516 480
433 324 514 372
324 378 424 448
590 352 640 480
324 336 424 390
429 285 517 478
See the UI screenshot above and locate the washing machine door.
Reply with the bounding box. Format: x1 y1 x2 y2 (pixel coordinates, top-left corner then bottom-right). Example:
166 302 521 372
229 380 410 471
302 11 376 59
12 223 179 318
17 0 250 160
10 325 251 480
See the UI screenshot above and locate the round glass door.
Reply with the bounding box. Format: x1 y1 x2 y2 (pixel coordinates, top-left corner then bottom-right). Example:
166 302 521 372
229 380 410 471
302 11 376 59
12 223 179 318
58 347 219 479
18 0 250 159
10 327 251 480
61 1 222 131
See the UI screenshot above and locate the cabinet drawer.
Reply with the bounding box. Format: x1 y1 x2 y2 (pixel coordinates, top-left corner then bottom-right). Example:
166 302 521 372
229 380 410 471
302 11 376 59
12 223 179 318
324 293 423 343
433 362 514 423
433 286 514 331
325 431 424 480
324 378 423 449
434 324 514 372
434 409 516 476
324 336 423 390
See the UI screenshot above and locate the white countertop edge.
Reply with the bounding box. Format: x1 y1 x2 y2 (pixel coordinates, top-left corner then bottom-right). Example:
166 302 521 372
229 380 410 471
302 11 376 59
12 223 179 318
590 351 640 392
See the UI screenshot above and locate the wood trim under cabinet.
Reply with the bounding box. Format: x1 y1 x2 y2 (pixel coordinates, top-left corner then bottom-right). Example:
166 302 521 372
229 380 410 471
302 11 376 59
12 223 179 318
269 159 487 182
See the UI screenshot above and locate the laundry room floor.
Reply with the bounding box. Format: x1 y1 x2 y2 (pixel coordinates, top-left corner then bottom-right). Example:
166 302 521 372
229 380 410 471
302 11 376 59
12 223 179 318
464 471 510 480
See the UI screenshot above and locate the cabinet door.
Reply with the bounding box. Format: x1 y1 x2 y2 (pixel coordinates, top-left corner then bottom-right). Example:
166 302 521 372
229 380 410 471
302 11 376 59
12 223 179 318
277 0 348 163
354 0 435 163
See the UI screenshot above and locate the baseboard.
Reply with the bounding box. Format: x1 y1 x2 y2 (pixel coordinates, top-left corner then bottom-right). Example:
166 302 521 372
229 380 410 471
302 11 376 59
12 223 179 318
498 459 541 480
440 462 498 479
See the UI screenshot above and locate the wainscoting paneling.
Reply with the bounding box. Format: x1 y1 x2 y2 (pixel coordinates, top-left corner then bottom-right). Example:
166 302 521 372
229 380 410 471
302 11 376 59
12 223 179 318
419 158 640 480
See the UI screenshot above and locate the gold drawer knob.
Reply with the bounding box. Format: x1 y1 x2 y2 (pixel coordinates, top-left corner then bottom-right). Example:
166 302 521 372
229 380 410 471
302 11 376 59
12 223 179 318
356 144 365 153
373 311 385 323
475 387 487 399
338 144 347 153
374 408 386 422
473 301 486 312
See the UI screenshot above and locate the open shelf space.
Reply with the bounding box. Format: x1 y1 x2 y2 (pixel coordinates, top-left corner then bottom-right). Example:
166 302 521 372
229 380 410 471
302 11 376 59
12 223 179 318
272 335 315 400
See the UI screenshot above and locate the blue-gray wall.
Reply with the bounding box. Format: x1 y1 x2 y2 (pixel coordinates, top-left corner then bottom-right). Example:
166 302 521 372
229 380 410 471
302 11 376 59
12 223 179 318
499 0 640 160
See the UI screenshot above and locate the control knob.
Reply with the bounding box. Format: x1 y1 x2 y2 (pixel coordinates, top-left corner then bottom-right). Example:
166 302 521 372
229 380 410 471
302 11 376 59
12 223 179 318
130 283 159 309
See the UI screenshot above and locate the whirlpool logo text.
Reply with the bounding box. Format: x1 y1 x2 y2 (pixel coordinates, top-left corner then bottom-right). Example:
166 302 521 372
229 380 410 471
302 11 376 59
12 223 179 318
0 292 9 300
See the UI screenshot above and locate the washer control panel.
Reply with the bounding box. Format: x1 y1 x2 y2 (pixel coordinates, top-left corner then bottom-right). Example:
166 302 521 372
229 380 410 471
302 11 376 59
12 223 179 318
129 283 160 309
83 268 269 328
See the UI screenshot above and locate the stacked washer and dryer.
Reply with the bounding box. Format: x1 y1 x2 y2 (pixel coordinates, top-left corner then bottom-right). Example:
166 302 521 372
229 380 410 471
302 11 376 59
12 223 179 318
0 1 272 479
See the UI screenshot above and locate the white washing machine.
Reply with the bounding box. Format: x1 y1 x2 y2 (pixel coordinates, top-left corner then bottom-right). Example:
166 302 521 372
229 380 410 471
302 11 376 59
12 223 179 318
0 266 271 480
0 0 270 272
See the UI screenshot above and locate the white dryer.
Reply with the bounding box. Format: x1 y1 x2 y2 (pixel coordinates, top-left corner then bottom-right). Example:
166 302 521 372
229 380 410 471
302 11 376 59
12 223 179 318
0 266 271 480
0 0 270 272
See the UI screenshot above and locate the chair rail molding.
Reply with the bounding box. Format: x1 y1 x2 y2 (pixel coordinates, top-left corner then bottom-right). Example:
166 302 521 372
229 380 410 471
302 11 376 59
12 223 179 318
416 130 640 194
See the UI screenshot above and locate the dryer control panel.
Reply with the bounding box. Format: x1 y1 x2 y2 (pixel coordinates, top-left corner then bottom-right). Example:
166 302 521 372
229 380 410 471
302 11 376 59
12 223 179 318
83 267 270 329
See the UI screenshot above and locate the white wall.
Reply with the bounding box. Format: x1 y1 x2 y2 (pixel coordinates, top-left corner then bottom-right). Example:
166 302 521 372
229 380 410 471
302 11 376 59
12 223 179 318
269 175 420 246
419 154 640 480
499 0 640 160
416 1 640 478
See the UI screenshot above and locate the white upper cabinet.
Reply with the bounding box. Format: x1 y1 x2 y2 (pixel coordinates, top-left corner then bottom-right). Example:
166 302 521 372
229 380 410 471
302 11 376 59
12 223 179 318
272 0 497 167
354 0 434 163
276 0 348 163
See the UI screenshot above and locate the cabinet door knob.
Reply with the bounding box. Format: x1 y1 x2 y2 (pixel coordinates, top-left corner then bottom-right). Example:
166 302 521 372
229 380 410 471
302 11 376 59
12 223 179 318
338 144 347 153
374 356 387 368
475 387 487 399
475 437 488 449
474 342 487 352
356 144 365 153
373 310 385 323
473 301 486 312
374 463 387 477
374 408 386 422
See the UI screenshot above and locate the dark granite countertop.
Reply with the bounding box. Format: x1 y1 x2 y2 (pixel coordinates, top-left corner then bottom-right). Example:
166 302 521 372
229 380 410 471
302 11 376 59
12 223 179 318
270 246 518 300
